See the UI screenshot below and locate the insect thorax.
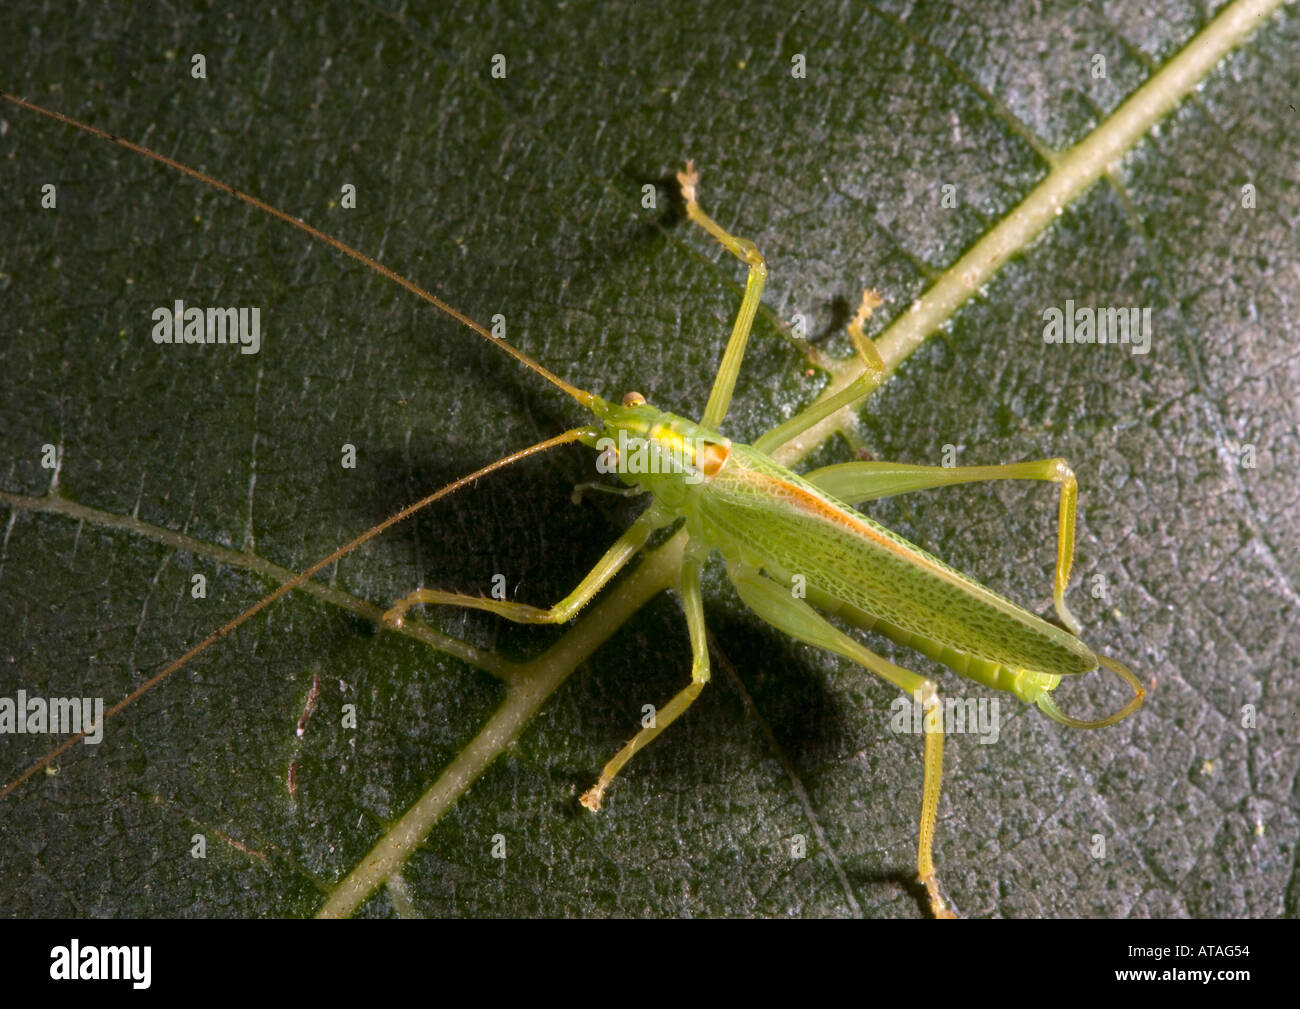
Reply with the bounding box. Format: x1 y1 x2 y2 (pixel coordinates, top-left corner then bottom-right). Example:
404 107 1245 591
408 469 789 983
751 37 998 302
584 397 732 510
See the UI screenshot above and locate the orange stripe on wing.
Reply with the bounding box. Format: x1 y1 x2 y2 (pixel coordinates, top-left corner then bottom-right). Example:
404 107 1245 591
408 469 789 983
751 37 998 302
732 468 965 588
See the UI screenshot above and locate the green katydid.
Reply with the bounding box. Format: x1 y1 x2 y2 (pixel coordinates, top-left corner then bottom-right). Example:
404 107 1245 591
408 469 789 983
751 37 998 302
1 95 1145 919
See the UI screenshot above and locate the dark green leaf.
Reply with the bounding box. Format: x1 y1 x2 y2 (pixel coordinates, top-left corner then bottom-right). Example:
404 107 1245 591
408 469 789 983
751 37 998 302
1 0 1295 917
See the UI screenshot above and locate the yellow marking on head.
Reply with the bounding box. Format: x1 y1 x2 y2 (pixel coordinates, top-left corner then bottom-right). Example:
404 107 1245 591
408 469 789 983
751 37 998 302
649 423 687 457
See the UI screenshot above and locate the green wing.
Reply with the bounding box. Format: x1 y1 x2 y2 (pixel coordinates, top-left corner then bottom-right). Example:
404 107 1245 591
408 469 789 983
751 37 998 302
689 446 1094 677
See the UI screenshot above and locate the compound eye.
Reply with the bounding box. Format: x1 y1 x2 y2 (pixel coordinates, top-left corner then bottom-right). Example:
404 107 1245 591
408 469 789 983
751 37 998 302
622 391 646 407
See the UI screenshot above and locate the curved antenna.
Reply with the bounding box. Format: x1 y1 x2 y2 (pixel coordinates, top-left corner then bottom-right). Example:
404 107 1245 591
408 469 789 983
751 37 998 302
0 427 595 801
0 91 599 411
1036 654 1146 729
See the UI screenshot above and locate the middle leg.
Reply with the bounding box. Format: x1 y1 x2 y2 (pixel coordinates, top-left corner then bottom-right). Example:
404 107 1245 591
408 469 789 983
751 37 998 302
579 553 712 811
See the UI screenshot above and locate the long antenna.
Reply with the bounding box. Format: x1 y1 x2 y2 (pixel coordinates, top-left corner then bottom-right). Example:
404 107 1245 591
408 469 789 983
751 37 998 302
0 91 599 410
0 427 593 801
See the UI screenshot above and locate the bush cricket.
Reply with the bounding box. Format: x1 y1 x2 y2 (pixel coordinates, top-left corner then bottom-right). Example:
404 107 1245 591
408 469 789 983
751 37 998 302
0 92 1145 918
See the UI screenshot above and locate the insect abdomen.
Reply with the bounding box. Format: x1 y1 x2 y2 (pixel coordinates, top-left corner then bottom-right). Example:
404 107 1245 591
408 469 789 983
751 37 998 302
812 592 1071 705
